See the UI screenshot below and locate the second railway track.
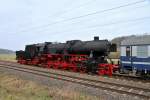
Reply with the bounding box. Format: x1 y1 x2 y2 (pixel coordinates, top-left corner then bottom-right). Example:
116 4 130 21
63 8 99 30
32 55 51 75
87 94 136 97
0 62 150 99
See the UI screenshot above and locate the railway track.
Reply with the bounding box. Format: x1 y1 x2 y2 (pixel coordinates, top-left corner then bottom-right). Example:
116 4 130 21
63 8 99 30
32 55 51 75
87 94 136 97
0 62 150 99
0 60 149 82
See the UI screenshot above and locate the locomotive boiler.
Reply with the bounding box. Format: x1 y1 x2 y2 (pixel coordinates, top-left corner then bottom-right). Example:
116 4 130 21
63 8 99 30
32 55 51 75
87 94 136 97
45 37 110 56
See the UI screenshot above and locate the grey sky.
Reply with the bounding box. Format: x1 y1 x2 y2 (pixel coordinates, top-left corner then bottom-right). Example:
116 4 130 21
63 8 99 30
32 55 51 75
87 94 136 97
0 0 150 50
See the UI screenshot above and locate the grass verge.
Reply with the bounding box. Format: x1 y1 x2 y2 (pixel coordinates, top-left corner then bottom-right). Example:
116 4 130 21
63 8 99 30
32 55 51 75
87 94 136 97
0 54 16 62
0 72 103 100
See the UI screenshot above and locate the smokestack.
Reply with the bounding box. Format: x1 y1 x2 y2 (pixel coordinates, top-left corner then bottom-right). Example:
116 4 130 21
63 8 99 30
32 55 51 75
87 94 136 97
94 36 99 41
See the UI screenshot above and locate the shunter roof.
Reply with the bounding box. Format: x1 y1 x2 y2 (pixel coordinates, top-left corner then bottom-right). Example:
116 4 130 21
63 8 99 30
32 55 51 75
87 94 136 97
121 35 150 46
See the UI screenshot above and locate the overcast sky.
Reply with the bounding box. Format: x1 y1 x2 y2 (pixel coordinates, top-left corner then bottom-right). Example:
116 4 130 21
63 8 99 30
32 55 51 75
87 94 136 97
0 0 150 50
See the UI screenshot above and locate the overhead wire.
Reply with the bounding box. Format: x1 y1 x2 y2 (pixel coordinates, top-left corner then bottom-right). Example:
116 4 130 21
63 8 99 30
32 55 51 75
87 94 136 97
14 0 95 31
33 4 149 34
13 0 146 33
38 16 150 36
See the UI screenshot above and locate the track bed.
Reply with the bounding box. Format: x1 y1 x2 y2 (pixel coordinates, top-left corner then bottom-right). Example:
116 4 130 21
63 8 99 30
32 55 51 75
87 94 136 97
0 61 150 100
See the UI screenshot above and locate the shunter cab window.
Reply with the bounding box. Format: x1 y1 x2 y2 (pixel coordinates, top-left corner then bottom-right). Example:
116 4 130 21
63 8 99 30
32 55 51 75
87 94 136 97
126 46 130 57
137 46 148 57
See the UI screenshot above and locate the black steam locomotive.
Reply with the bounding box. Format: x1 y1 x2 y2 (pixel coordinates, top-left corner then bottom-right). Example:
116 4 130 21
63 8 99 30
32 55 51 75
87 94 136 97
16 37 117 76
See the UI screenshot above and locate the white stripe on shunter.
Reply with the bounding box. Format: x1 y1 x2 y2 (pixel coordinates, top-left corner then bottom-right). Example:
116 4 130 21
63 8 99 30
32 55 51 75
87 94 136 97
122 61 150 65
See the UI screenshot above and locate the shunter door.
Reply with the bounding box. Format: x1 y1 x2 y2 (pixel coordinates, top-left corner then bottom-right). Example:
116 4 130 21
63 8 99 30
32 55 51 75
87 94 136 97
126 46 133 70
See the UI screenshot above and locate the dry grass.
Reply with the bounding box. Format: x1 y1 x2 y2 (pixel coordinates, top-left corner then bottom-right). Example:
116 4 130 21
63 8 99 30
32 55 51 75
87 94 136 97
0 54 16 62
108 52 120 59
0 73 52 100
107 52 120 64
0 73 103 100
